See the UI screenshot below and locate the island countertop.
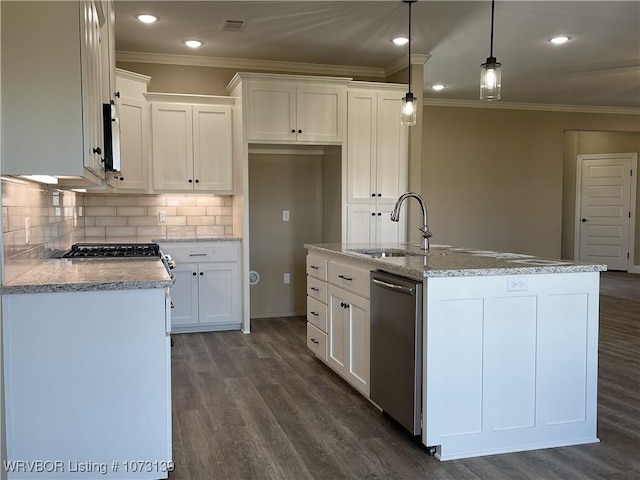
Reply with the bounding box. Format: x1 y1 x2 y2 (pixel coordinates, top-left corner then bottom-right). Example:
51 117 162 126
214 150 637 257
0 258 174 294
305 243 607 278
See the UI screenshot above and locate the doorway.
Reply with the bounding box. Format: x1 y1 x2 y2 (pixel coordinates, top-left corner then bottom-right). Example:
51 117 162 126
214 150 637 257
574 153 637 271
248 146 341 318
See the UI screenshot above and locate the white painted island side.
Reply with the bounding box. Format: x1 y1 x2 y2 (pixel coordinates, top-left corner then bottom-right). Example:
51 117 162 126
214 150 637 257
304 243 605 461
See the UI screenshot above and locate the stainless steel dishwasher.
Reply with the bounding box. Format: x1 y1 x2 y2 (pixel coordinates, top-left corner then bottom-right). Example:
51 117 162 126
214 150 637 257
370 270 423 435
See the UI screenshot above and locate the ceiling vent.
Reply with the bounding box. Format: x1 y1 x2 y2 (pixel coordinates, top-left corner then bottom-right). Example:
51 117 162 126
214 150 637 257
220 20 246 32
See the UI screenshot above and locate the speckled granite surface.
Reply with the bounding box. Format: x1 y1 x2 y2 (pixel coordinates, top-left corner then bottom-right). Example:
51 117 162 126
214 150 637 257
1 258 173 294
305 243 607 278
155 236 241 243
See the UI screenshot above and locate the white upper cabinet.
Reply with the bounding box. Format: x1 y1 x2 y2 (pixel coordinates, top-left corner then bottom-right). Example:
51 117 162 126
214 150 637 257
149 95 234 193
346 86 408 204
110 69 151 192
1 0 114 185
230 73 348 144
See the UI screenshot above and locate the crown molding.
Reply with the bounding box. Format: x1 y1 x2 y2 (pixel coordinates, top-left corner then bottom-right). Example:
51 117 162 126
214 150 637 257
384 54 431 77
116 51 386 79
115 67 151 84
423 98 640 115
143 92 235 105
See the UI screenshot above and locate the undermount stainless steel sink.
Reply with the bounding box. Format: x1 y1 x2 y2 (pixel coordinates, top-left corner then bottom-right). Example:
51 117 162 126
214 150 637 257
348 248 424 258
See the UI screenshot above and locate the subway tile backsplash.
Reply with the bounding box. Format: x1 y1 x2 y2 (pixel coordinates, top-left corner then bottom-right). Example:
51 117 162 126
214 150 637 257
82 193 234 239
2 177 84 283
1 180 235 283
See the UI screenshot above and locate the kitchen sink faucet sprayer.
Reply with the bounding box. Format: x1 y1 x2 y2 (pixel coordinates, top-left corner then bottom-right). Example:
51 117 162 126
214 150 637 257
390 192 433 251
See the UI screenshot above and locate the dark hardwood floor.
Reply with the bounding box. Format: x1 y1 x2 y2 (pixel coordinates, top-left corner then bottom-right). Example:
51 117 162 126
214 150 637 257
169 272 639 479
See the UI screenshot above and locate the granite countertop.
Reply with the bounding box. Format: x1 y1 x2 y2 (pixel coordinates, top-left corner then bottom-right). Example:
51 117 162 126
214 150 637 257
1 258 174 295
155 236 242 243
305 243 607 278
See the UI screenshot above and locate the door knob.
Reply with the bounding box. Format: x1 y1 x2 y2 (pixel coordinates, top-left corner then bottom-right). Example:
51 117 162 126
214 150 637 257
581 218 589 222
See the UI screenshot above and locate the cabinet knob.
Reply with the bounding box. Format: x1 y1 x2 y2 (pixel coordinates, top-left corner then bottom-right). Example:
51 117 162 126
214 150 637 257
581 218 589 223
298 129 302 134
92 147 101 155
291 129 296 133
188 179 193 183
310 311 319 316
200 272 204 276
115 91 120 98
377 213 381 216
371 193 376 197
310 338 319 344
377 193 382 197
119 176 124 181
195 179 200 184
371 212 376 216
192 272 197 276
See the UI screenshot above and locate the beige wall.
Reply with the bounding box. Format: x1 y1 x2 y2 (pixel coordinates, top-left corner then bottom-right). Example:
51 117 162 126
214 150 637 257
1 177 84 283
562 131 640 264
421 106 640 259
248 153 325 318
117 61 383 96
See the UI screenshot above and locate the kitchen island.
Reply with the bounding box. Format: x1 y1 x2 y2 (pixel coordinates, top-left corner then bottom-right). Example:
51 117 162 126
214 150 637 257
1 258 174 479
305 243 606 461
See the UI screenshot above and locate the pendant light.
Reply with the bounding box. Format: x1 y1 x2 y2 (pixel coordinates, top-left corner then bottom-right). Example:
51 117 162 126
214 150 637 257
401 0 417 126
480 0 501 101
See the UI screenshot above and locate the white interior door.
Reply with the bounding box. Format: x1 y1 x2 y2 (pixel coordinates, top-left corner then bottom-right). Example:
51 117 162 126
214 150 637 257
577 154 636 270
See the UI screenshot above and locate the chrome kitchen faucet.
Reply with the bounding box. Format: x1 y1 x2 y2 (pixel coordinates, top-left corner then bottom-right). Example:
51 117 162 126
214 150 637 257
390 192 433 251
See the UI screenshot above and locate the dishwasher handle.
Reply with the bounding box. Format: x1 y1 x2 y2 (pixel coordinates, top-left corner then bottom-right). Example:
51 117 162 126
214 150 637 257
372 277 415 296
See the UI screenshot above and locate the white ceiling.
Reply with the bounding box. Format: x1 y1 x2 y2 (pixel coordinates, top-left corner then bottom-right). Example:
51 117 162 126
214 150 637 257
114 1 640 109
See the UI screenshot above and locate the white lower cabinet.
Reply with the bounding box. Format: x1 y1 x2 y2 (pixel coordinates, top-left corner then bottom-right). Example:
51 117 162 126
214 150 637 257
327 285 370 396
346 204 403 244
306 253 371 397
160 242 241 332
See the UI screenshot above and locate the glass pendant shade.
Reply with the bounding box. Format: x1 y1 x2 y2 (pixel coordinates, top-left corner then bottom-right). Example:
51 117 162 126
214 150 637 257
480 57 501 101
401 93 417 126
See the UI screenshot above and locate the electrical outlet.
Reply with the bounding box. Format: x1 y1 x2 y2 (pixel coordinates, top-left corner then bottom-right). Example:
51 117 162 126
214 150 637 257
507 277 528 291
158 211 167 224
25 217 31 244
284 273 290 284
282 210 290 222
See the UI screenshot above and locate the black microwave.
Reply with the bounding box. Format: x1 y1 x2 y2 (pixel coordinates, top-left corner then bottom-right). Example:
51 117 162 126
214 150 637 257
102 101 121 173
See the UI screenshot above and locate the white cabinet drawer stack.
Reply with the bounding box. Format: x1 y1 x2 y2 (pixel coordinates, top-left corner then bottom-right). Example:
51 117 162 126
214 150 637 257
305 252 371 397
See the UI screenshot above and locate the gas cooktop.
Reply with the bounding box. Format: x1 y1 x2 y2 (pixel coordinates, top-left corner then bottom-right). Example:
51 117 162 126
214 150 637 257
60 243 161 259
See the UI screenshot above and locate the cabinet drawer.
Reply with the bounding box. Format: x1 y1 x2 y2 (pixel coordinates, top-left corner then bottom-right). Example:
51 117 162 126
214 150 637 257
160 242 239 264
306 255 328 281
307 277 328 304
307 323 328 361
328 261 370 298
307 297 327 332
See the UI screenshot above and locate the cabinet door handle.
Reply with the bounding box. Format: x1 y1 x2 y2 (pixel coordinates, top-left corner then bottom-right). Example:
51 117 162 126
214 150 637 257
92 147 101 155
119 176 124 181
310 338 319 344
115 91 120 98
581 218 589 222
189 253 208 257
309 265 319 270
310 287 319 292
310 311 319 316
338 275 352 281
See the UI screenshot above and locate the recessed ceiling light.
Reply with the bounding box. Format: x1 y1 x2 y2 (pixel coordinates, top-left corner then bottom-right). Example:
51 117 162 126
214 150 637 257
136 14 157 24
431 84 446 91
549 35 571 45
392 37 409 46
184 40 203 48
